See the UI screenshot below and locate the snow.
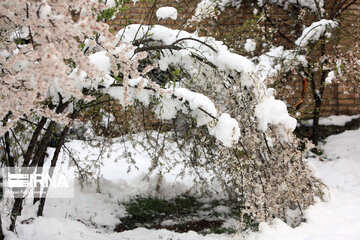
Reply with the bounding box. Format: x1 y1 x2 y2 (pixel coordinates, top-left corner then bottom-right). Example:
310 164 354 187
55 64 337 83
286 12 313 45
153 87 219 126
174 88 217 125
116 24 254 75
0 49 10 58
10 59 29 72
196 0 325 17
2 128 360 239
196 0 325 14
209 113 240 147
154 95 182 120
318 129 360 192
88 51 111 74
213 205 231 215
69 68 88 89
106 86 150 106
105 0 116 8
254 46 307 83
10 26 29 40
325 70 335 84
301 114 360 127
214 47 254 74
68 51 115 97
128 77 146 87
156 7 178 20
39 1 52 18
254 94 297 132
107 85 218 126
244 39 256 52
258 0 324 13
87 51 114 88
295 19 338 47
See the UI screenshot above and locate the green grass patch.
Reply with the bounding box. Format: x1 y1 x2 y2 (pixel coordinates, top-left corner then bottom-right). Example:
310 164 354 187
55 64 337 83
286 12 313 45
114 195 258 234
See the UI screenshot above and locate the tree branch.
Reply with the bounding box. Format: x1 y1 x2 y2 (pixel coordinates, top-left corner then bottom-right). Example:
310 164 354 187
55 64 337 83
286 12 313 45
134 37 218 54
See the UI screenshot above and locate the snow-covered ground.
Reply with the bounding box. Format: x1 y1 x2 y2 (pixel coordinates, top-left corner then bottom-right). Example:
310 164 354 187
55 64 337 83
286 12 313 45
247 129 360 239
2 128 360 239
300 114 360 127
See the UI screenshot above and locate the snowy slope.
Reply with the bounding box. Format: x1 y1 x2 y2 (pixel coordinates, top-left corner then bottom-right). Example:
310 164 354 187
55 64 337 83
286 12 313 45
2 129 360 239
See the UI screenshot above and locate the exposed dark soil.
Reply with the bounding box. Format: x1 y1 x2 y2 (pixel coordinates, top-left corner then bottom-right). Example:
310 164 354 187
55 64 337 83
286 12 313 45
115 219 224 233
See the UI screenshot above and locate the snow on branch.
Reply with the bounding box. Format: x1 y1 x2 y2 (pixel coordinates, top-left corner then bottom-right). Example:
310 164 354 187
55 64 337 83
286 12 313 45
115 24 297 141
295 19 339 47
192 0 325 22
258 0 325 13
106 83 240 147
156 7 178 20
254 93 297 133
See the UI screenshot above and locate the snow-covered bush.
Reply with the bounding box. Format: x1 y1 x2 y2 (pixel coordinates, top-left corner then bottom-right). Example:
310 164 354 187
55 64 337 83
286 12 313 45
0 0 322 233
107 24 322 225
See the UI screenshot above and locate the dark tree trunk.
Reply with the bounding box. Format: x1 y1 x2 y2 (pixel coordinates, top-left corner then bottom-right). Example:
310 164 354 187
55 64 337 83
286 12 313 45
3 132 15 167
311 37 327 146
9 121 55 231
8 118 47 232
311 100 321 146
22 117 47 167
9 197 22 232
0 214 4 240
37 108 79 217
9 101 69 232
30 102 70 204
32 121 57 204
37 125 70 216
9 120 56 231
29 121 56 167
0 178 4 240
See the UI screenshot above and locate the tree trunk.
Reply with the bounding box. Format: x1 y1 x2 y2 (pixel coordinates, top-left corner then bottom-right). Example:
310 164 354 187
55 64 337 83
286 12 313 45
37 125 70 216
22 117 47 167
8 118 47 232
29 121 56 167
9 120 56 231
311 100 321 146
3 132 15 167
9 197 22 232
311 37 327 146
33 145 53 204
0 179 4 240
9 101 69 231
33 122 57 204
0 214 4 240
